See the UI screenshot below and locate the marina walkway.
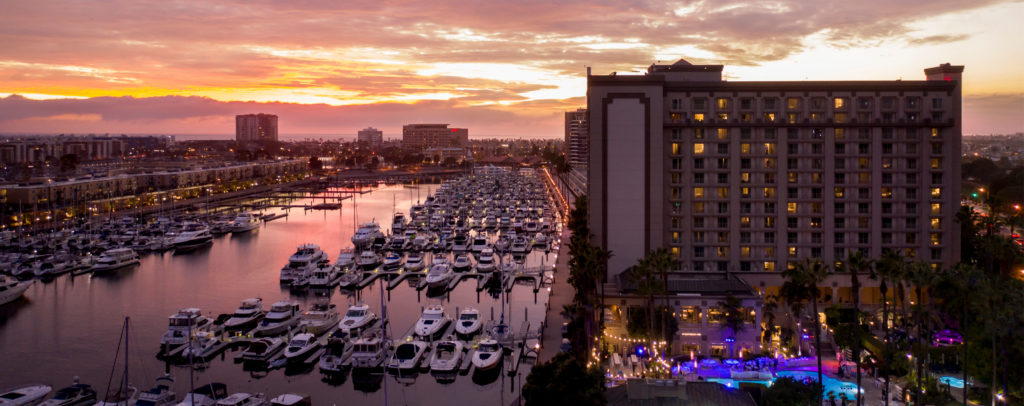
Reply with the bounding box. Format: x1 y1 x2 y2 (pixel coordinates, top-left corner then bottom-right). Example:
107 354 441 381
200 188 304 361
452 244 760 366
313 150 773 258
538 227 572 362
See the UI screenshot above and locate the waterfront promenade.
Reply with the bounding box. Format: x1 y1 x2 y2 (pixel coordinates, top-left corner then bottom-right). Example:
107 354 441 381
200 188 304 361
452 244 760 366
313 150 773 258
539 226 573 362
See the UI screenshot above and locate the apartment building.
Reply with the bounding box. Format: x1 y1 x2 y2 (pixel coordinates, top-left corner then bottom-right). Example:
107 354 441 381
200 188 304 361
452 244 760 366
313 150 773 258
564 108 589 170
235 114 279 143
402 124 468 150
357 127 384 147
588 59 963 303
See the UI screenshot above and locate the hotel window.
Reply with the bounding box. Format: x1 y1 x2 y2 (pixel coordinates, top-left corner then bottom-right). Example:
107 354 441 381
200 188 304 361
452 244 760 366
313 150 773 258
672 232 681 243
763 261 775 272
694 202 704 213
717 98 729 110
671 99 683 110
787 113 798 124
717 158 729 169
717 188 729 198
931 173 942 184
812 143 823 154
694 246 705 257
741 202 751 213
718 218 729 228
718 143 729 154
857 97 871 109
882 158 892 169
907 188 918 199
741 217 751 228
812 202 822 213
906 112 918 122
671 128 682 139
694 231 705 242
812 188 823 199
763 112 776 122
672 158 683 170
858 158 870 169
695 128 705 139
811 113 822 122
932 98 943 109
788 172 797 183
836 218 845 228
740 172 751 183
694 188 705 198
907 218 918 228
882 173 892 184
859 173 871 184
906 97 920 109
670 113 682 123
694 158 704 169
931 218 941 230
787 97 800 109
835 233 845 244
931 203 941 215
931 248 942 261
882 143 893 154
671 143 681 155
906 202 917 214
694 143 705 154
740 246 751 257
881 187 893 199
765 232 776 243
671 187 682 199
931 187 941 198
693 98 706 110
718 113 729 120
741 158 751 169
905 248 916 258
765 173 776 184
787 202 797 214
787 157 797 169
694 173 705 184
907 173 918 183
932 141 944 155
765 128 776 139
810 218 822 228
835 128 846 140
763 143 776 154
693 217 704 228
718 202 729 213
835 143 846 154
717 128 729 139
834 113 846 123
931 233 941 246
931 158 941 169
694 113 705 122
740 128 751 139
764 98 777 109
834 97 847 109
881 97 895 110
740 98 752 110
882 233 892 244
787 187 798 199
835 187 845 198
858 203 870 214
931 112 943 121
835 202 845 213
788 247 797 257
764 187 775 198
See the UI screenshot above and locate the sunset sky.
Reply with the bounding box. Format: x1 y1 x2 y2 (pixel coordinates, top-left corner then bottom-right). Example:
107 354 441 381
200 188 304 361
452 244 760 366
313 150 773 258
0 0 1021 139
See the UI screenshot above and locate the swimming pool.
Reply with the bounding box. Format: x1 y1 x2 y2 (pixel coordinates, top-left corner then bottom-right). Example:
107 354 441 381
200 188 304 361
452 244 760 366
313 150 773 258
938 376 965 389
705 370 863 398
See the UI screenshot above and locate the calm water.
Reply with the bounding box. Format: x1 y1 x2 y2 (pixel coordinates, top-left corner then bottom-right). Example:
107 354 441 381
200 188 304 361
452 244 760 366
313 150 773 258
0 183 553 405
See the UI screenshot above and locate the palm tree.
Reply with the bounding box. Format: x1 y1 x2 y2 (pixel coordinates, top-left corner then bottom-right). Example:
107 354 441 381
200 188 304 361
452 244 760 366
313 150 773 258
841 251 873 406
874 249 906 406
630 254 663 367
719 295 745 358
645 248 676 357
905 261 941 405
782 258 831 404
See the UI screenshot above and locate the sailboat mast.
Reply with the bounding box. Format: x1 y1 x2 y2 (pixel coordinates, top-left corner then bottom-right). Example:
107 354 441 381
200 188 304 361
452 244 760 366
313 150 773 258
124 317 129 399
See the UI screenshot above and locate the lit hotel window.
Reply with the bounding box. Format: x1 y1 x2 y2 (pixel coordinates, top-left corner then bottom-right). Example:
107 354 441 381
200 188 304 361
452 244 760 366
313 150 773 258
694 188 705 198
931 233 941 246
787 202 797 213
740 143 751 154
931 128 940 138
931 218 941 229
834 113 846 123
670 113 682 122
931 187 941 198
718 113 729 120
763 113 776 121
788 247 797 257
694 113 705 122
835 187 845 198
787 113 798 124
717 129 728 139
717 98 729 109
881 188 892 199
763 261 775 272
787 98 800 109
741 246 751 257
931 203 942 215
834 97 846 109
672 143 681 155
763 143 776 154
717 188 729 198
694 143 705 154
835 128 845 140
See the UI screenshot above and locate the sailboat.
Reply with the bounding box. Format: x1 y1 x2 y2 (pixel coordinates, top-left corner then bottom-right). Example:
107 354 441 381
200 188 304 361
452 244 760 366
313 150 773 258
96 317 140 406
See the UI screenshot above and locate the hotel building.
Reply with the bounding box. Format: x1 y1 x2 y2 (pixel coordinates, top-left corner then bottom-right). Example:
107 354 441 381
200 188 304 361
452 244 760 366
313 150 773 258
402 124 468 151
565 108 590 170
235 113 279 143
589 59 962 308
357 127 384 147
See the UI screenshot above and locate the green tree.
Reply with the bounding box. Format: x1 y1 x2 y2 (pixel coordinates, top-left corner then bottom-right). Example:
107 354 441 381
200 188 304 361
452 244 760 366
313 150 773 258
763 376 821 406
718 295 745 358
781 258 831 405
522 352 606 406
874 249 907 405
630 253 664 365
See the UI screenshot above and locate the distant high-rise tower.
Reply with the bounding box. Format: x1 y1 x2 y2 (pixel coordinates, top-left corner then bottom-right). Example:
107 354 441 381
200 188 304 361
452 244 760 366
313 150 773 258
564 108 589 170
402 124 468 150
357 127 384 147
235 114 278 143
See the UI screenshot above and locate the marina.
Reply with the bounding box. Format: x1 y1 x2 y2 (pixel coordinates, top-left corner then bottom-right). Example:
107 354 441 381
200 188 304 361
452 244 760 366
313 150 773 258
0 170 560 405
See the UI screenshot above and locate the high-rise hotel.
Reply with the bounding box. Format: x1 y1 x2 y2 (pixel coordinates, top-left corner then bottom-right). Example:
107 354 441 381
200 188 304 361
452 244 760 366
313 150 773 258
588 59 963 301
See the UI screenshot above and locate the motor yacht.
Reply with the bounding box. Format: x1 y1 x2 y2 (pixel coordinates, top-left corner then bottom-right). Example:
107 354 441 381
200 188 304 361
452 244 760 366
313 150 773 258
253 301 301 337
317 331 351 375
424 262 454 289
404 252 425 272
298 303 339 336
484 215 497 229
470 236 489 253
307 263 340 287
161 308 214 350
181 330 221 360
224 298 264 331
532 233 549 248
494 235 511 252
39 382 96 406
381 252 404 271
386 340 428 371
452 254 472 272
391 212 407 235
509 236 530 254
337 269 362 289
428 340 464 373
278 244 326 284
349 329 391 369
474 249 496 273
239 338 284 362
214 393 265 406
370 236 387 252
451 234 469 252
523 220 539 233
356 250 381 270
337 304 376 333
176 382 227 406
350 222 383 248
135 376 176 406
384 236 409 252
411 235 431 251
0 384 51 406
471 338 503 371
91 248 140 273
33 259 71 278
455 307 481 337
334 248 356 269
268 394 310 406
0 275 33 306
412 305 450 339
172 222 213 252
228 213 260 234
283 333 320 364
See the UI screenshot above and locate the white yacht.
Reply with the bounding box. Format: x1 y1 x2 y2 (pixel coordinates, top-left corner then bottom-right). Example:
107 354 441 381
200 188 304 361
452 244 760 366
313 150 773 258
411 235 431 251
451 234 469 252
0 384 51 406
471 338 503 371
350 222 383 248
424 262 454 289
240 338 284 362
386 340 428 371
381 252 404 271
268 394 309 406
384 236 409 252
298 303 339 336
455 307 481 337
412 305 450 339
224 298 264 331
356 251 381 270
91 248 140 273
532 233 549 248
334 248 356 269
307 263 340 288
228 213 260 234
317 331 351 375
160 308 214 350
283 333 320 364
494 234 511 252
175 382 227 406
0 275 32 306
253 301 301 337
181 330 221 360
39 383 96 406
349 330 391 369
391 212 407 235
428 340 464 373
404 252 425 272
509 236 530 254
475 249 496 273
337 304 376 333
452 254 472 272
214 393 265 406
278 244 327 284
135 376 176 406
172 222 213 251
337 269 362 289
33 259 71 278
470 236 489 253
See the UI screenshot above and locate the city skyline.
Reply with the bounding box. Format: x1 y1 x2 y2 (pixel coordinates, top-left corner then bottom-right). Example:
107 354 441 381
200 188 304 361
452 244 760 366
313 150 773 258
0 0 1022 138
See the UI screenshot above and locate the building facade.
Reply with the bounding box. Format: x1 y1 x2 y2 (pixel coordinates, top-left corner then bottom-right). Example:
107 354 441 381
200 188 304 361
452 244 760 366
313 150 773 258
0 135 125 164
402 124 468 151
588 59 963 303
564 108 590 170
235 114 278 143
357 127 384 147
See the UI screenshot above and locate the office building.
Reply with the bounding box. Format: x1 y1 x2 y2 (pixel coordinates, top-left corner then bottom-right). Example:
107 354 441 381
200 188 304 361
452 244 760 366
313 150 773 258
588 59 963 305
565 108 589 170
402 124 468 150
357 127 384 147
235 114 278 143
